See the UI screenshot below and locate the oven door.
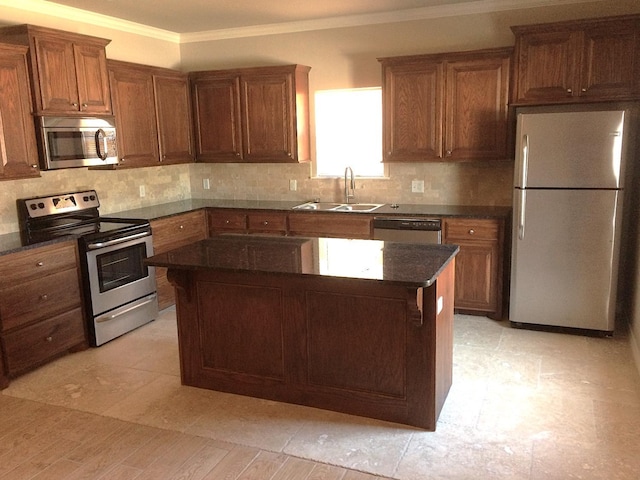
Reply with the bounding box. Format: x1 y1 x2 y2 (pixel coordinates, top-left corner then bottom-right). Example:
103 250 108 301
85 234 156 316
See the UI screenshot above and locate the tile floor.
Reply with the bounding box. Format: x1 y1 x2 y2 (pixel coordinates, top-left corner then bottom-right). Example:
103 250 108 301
2 307 640 479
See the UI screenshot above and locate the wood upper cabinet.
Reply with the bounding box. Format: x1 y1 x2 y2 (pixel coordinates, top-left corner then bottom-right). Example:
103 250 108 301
190 72 242 161
190 64 311 163
108 60 194 168
443 217 504 319
0 44 40 180
0 24 111 115
511 15 640 104
380 47 511 162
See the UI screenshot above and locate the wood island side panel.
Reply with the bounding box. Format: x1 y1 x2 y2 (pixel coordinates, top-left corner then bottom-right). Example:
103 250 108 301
168 260 455 430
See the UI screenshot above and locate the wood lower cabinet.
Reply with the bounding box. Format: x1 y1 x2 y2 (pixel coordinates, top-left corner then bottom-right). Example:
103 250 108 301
511 15 640 104
288 212 373 239
207 209 288 236
190 64 311 163
151 210 208 309
108 60 194 168
0 43 40 180
0 24 111 115
443 217 504 318
379 47 511 162
0 240 87 387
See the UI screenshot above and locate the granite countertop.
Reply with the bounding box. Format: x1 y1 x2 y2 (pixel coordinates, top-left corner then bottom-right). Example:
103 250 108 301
0 198 510 257
112 198 511 221
145 235 459 287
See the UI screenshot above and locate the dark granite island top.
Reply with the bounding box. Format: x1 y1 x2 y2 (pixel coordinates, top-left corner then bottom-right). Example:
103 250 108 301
146 235 459 430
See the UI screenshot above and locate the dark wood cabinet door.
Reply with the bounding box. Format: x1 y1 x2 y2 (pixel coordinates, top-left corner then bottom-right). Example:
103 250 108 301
512 29 581 103
73 43 111 114
109 64 159 167
580 19 640 100
241 71 295 162
154 73 194 164
0 45 40 180
32 34 80 113
512 16 640 104
443 218 503 318
382 61 444 161
444 53 510 160
191 73 243 162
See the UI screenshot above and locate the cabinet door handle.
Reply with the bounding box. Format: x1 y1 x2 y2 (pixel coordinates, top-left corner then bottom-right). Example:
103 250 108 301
468 229 475 235
445 150 452 157
566 88 573 95
40 294 49 301
36 261 44 267
45 336 53 342
179 225 184 230
71 102 78 107
263 221 269 225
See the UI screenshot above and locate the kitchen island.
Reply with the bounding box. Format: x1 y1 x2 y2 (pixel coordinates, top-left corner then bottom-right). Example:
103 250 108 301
145 235 458 429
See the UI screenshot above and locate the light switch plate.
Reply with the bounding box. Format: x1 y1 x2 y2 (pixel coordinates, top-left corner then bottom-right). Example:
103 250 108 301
411 180 424 193
289 179 297 191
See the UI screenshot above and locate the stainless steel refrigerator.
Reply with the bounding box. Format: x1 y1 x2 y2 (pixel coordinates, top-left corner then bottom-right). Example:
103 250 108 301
510 109 627 333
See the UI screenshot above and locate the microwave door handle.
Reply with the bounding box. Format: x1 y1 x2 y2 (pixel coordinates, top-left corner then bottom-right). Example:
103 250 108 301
95 128 108 160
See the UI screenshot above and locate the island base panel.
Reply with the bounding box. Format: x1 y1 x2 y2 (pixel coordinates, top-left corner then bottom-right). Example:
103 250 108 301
170 264 454 430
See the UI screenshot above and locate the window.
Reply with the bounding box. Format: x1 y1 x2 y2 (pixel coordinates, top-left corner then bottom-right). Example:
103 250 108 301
315 87 384 178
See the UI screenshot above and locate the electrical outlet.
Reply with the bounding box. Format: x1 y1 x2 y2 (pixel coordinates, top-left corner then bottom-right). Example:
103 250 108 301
411 180 424 193
139 185 146 197
289 179 297 191
203 178 210 190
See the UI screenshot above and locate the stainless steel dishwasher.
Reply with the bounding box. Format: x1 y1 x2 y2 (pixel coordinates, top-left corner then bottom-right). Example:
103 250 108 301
372 217 442 243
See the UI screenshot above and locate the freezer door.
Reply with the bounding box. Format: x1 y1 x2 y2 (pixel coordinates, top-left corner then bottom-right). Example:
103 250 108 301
510 189 622 331
514 110 625 189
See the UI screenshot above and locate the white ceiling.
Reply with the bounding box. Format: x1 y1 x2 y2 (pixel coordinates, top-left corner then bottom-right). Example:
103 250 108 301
36 0 599 36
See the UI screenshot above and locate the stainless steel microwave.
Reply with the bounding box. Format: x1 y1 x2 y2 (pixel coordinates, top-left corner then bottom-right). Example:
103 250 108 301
37 116 118 170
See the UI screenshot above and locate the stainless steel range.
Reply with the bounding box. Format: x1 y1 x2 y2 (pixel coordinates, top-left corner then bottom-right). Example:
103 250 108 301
17 190 158 346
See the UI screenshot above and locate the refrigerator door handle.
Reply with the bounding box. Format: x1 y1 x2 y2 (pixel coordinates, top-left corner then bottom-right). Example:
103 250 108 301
517 189 526 240
520 134 529 188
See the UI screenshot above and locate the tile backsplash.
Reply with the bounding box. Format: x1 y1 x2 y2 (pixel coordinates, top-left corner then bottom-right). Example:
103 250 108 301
0 161 512 235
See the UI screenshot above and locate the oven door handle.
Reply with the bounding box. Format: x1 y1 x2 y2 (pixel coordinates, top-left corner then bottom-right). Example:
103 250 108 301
86 231 150 250
95 294 157 323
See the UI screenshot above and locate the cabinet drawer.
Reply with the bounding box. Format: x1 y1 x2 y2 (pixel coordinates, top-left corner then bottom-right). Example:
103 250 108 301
0 267 82 332
208 209 247 233
444 218 500 241
151 210 207 253
0 241 78 289
247 212 287 234
2 307 86 376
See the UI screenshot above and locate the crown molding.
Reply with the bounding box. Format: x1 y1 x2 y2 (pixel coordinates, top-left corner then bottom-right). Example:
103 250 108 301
0 0 179 42
1 0 607 44
180 0 604 43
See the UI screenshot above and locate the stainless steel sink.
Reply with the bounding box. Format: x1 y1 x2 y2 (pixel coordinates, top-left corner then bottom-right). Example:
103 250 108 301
292 202 384 213
292 202 343 211
331 203 384 212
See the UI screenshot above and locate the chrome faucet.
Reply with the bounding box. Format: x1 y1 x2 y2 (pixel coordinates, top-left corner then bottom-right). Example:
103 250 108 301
344 166 355 204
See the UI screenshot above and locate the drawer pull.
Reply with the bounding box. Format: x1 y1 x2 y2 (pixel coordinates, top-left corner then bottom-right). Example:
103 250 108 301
225 220 230 224
40 294 49 301
468 229 475 235
45 336 53 342
179 225 184 229
263 221 269 225
36 261 44 267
